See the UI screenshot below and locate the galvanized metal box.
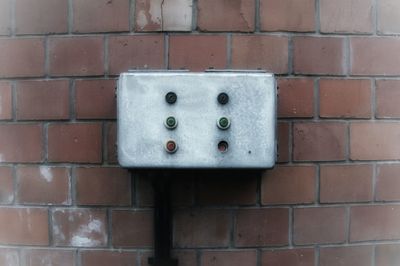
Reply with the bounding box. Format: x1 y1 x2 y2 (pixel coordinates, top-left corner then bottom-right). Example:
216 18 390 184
117 71 277 169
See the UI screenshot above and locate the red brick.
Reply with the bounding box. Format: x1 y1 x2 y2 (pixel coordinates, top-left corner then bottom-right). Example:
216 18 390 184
0 0 11 35
75 79 116 119
16 80 70 120
0 38 45 78
73 0 129 33
0 82 12 120
378 0 400 34
262 166 316 205
319 79 371 118
293 123 347 161
169 35 227 71
350 122 400 160
376 164 400 201
198 175 257 205
15 0 68 34
81 250 136 266
198 0 255 32
262 249 315 266
376 244 400 266
277 122 289 162
112 210 153 248
49 37 104 76
0 167 13 204
48 123 102 163
235 208 288 247
260 0 315 32
278 78 314 118
0 124 43 163
350 205 400 241
76 167 130 206
294 207 346 244
201 250 257 266
174 209 230 248
320 0 373 33
108 35 165 75
376 80 400 118
17 166 70 205
293 37 345 75
23 249 75 266
231 35 288 74
106 122 118 164
320 246 373 266
0 207 49 245
135 175 154 207
52 208 107 247
320 164 373 203
351 37 400 76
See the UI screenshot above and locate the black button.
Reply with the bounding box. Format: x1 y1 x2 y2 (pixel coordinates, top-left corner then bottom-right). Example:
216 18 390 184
166 92 177 104
218 92 229 105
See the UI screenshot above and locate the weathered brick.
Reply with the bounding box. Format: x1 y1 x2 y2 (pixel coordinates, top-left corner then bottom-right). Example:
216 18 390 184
49 37 104 76
320 0 373 33
81 250 136 266
106 122 118 164
0 249 19 266
75 79 116 119
293 37 345 75
293 123 347 161
0 207 49 245
376 244 400 266
198 0 255 32
320 246 373 266
277 122 289 162
378 0 400 34
73 0 129 33
0 38 45 78
23 249 75 266
169 35 227 71
376 164 400 201
319 79 371 118
201 250 257 266
231 35 288 74
351 37 400 76
48 123 102 163
0 124 43 163
0 167 13 204
135 0 193 31
52 208 107 247
235 208 288 247
350 205 400 241
261 166 316 205
320 164 373 203
376 80 400 118
0 82 12 120
294 207 346 244
16 80 70 120
17 166 70 205
261 249 315 266
278 78 314 118
0 0 11 35
108 35 165 74
15 0 68 34
76 167 130 206
350 122 400 160
141 250 197 266
112 210 153 248
198 174 257 205
260 0 315 32
174 209 230 248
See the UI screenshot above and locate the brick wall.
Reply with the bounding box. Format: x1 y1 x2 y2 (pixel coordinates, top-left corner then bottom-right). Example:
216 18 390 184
0 0 400 265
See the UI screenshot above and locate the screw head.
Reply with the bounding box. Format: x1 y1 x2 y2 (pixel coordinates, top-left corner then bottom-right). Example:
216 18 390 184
217 92 229 105
217 117 230 130
165 92 177 104
165 116 177 129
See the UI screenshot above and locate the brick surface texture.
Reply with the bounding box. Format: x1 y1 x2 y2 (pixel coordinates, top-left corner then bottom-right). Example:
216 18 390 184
0 0 399 265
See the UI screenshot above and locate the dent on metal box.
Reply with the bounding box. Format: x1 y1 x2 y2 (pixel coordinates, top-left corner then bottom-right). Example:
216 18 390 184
117 71 277 169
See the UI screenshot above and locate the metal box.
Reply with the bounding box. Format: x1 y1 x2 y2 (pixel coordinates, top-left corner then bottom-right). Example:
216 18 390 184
117 71 277 169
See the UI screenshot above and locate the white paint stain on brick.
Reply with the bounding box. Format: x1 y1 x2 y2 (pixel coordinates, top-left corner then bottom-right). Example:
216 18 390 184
2 252 18 266
0 154 4 162
39 166 53 183
53 223 66 242
70 218 105 247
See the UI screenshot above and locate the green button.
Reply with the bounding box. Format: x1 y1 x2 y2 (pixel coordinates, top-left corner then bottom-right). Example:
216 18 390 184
218 117 230 129
165 116 177 129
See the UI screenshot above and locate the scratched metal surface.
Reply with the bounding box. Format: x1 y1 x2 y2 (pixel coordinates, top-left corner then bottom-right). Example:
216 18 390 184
117 71 277 168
